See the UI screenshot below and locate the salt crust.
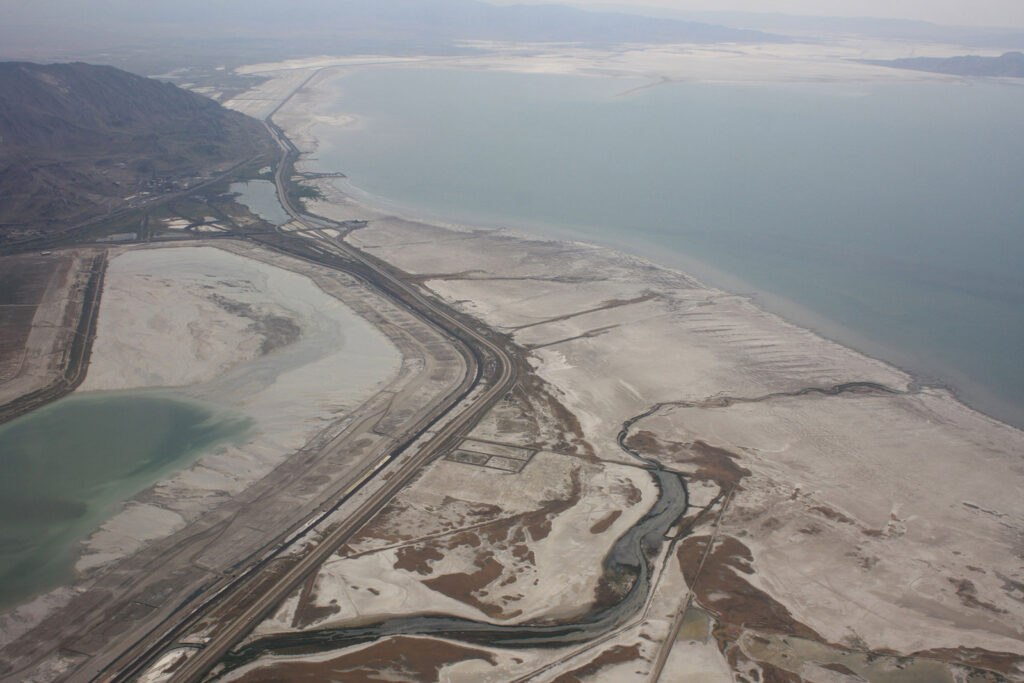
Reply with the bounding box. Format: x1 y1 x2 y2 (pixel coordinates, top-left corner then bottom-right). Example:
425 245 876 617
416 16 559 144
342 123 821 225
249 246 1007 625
183 49 1024 679
75 244 402 572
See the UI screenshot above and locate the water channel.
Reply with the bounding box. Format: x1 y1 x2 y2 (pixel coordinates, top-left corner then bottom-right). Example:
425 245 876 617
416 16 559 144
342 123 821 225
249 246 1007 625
220 459 687 671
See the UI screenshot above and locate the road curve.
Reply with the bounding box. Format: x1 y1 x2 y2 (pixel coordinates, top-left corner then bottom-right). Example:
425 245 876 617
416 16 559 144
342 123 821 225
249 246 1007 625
103 76 518 682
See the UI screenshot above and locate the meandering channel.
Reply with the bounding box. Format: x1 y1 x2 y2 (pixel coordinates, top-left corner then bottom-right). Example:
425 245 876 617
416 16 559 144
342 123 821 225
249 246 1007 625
216 439 689 674
215 381 912 673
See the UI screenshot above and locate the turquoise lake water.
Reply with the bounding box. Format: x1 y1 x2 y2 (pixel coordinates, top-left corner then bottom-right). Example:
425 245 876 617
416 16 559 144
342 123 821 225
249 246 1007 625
230 179 291 225
307 68 1024 428
0 392 251 608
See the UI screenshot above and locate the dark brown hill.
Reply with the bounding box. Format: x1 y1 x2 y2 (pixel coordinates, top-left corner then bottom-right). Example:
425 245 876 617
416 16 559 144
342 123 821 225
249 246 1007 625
860 51 1024 78
0 61 273 243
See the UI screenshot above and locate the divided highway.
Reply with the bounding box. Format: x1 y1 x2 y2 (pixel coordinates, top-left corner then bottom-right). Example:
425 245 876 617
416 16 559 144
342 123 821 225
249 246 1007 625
101 79 518 682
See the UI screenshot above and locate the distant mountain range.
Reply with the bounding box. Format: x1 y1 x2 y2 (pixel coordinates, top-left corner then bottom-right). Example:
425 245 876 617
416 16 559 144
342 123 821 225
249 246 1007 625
645 10 1024 50
0 62 272 243
1 0 788 74
860 51 1024 78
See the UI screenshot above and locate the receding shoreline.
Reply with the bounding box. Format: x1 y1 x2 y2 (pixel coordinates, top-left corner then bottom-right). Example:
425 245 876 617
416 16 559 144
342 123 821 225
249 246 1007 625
282 63 1024 432
294 149 1022 433
231 56 1024 679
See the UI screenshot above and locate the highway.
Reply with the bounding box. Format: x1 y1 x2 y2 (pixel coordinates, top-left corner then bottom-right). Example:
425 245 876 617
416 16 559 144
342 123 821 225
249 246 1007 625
102 74 519 682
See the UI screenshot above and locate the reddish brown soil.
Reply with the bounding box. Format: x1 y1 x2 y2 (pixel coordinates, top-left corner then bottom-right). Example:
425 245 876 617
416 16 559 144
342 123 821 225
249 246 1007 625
394 545 445 575
624 432 749 488
677 535 820 642
386 469 584 619
347 498 502 551
292 602 340 630
234 635 497 682
948 578 1007 614
423 554 512 618
550 644 643 683
345 501 413 546
589 510 622 534
518 368 594 457
810 505 856 525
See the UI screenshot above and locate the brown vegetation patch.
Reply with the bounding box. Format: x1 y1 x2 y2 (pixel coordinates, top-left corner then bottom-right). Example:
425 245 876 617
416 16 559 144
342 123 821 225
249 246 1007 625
511 544 535 564
293 601 340 630
448 530 482 548
291 569 343 629
677 535 820 642
550 644 642 683
524 468 583 541
593 564 639 612
623 430 664 456
234 635 497 682
394 546 445 575
948 578 1007 614
590 510 622 534
614 479 643 506
423 554 514 618
346 501 413 546
997 571 1024 601
518 368 594 457
688 441 750 489
395 468 583 618
624 432 749 489
810 505 856 525
348 497 503 552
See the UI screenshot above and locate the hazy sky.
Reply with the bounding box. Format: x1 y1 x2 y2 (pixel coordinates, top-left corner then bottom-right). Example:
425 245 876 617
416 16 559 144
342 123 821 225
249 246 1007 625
506 0 1024 29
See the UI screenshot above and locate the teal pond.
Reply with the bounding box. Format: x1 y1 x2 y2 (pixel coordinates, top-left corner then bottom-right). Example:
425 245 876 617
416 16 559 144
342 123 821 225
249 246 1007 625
0 392 251 608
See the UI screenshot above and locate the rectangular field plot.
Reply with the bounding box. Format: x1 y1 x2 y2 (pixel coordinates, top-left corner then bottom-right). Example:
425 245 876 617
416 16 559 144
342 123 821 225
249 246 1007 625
458 439 534 461
446 439 536 473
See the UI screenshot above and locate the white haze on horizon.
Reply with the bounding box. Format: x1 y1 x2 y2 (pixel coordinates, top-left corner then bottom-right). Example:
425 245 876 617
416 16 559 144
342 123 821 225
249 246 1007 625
497 0 1024 30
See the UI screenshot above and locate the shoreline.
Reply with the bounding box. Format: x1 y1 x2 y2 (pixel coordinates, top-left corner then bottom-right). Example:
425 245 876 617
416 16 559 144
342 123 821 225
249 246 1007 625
279 63 1023 432
246 102 1024 670
304 156 1023 435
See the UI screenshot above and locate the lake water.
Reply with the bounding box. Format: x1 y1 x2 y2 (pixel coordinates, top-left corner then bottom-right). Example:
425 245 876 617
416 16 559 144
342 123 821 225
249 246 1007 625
0 392 251 608
230 179 291 225
305 67 1024 428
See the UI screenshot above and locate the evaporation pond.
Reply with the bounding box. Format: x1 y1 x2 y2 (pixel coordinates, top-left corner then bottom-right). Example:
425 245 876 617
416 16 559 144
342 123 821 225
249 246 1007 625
0 392 251 608
230 179 291 225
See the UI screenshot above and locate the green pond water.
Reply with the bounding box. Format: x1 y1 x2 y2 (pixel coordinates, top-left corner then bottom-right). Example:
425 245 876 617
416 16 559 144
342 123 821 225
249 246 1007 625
0 392 251 608
230 179 291 226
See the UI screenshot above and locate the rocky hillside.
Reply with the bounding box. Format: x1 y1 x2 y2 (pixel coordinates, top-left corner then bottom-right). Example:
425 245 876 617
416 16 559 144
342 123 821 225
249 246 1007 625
0 61 273 243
